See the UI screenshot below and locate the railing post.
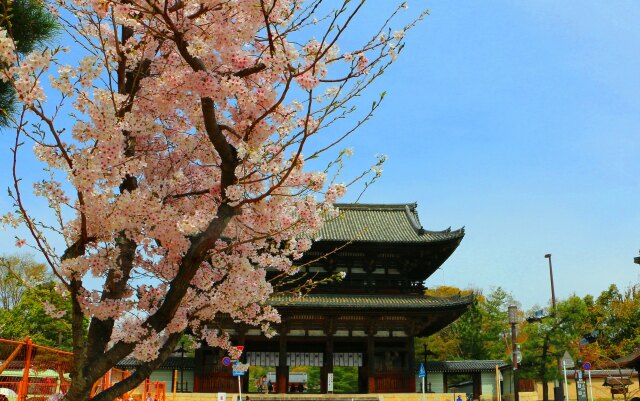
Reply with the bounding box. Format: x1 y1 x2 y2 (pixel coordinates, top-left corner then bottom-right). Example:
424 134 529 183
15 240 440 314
18 338 33 401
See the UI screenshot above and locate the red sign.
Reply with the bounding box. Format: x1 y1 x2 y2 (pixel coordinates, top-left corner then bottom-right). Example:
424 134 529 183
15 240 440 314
234 346 245 353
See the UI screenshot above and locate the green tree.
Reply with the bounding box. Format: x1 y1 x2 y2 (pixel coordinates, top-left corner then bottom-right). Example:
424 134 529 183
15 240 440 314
0 254 49 309
0 281 74 350
333 367 358 393
520 296 589 401
0 0 57 125
418 287 515 361
589 284 640 360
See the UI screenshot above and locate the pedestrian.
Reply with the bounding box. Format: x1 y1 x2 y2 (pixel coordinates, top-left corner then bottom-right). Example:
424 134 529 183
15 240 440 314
267 377 273 394
456 395 462 401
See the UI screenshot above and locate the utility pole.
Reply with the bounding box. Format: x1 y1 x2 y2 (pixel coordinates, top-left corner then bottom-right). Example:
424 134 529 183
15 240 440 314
545 254 563 401
508 306 519 401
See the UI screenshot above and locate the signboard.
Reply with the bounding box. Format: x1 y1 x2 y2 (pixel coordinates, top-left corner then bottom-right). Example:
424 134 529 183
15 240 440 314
576 380 588 401
418 363 426 378
327 373 334 392
232 361 249 376
217 393 226 401
562 351 575 368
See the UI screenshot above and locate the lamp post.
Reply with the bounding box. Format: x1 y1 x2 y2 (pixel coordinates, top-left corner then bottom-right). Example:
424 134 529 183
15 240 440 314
544 254 557 315
422 344 435 393
508 306 519 401
545 254 563 401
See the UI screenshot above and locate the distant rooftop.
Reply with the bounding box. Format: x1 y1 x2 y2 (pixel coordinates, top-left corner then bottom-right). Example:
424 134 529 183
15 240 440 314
318 203 464 243
425 360 509 373
117 356 195 370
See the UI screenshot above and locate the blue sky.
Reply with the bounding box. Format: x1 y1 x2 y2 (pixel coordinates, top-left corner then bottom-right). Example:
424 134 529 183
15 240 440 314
336 1 640 308
1 1 639 309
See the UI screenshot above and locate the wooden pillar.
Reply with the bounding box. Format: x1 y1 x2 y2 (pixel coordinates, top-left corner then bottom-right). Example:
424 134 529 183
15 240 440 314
277 331 288 394
473 372 482 400
367 333 376 393
193 342 205 392
323 335 334 393
406 337 416 392
323 318 336 394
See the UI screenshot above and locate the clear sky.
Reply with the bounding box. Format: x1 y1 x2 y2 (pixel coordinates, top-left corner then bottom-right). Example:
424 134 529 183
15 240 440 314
336 1 640 309
1 1 639 310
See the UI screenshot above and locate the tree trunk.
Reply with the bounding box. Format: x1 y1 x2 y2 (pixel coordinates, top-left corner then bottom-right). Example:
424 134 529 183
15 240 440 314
541 333 550 401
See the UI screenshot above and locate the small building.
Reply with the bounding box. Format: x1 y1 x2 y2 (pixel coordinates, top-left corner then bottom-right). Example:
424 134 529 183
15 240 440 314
118 356 195 393
194 203 474 394
424 360 510 401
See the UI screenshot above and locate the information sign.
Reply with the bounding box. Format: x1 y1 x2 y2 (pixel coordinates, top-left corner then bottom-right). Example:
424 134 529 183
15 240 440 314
576 380 588 401
327 373 334 392
217 393 226 401
562 351 575 368
418 363 426 378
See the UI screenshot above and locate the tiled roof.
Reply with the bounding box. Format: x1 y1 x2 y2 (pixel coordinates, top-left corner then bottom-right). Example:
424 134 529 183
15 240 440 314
565 369 636 378
425 360 508 373
268 293 474 310
317 203 464 243
615 348 640 368
117 356 195 370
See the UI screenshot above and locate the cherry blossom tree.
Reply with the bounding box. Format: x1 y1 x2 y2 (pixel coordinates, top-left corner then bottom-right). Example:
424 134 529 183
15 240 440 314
0 1 424 400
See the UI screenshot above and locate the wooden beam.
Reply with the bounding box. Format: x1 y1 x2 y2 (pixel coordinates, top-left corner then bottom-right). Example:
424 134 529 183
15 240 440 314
0 343 24 375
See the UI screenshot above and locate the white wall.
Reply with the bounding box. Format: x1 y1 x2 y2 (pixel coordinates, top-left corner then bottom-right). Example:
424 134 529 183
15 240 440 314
481 372 500 396
429 373 445 393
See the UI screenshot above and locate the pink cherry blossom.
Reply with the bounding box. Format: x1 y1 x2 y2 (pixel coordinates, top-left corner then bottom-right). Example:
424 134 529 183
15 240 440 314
0 1 422 399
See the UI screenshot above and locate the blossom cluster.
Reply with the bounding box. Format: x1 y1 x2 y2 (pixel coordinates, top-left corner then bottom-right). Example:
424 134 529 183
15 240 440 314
1 0 416 363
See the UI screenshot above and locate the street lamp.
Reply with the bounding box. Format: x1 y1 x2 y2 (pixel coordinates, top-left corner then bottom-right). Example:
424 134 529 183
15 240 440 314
422 344 435 393
508 306 519 401
545 254 563 401
174 341 187 392
544 254 557 315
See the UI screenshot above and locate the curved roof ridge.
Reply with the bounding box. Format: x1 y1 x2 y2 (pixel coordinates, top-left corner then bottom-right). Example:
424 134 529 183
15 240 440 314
318 203 463 243
404 204 425 235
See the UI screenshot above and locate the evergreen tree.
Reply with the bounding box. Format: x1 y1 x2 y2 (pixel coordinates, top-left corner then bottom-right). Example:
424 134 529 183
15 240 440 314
0 0 57 126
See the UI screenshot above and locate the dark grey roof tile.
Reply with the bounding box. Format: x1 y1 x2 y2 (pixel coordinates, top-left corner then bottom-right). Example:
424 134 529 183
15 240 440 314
318 204 464 243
